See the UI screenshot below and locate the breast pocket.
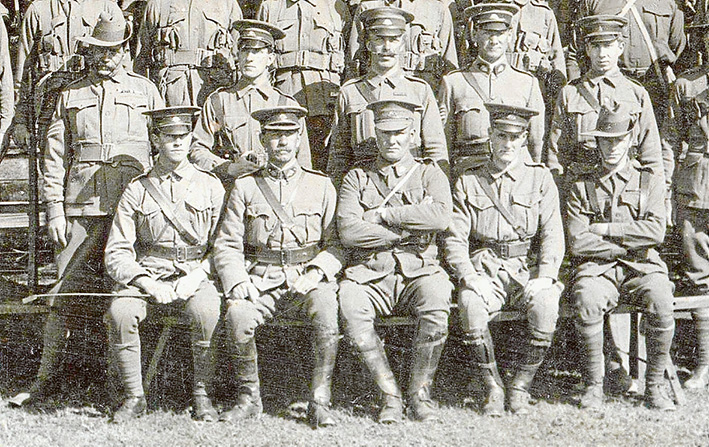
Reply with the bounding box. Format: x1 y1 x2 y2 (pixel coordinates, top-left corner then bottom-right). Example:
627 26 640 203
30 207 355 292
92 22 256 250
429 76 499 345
291 201 323 243
221 115 249 156
619 189 641 219
136 199 164 242
115 93 149 138
511 193 538 234
184 193 212 242
567 100 597 150
454 96 485 141
642 5 672 40
345 102 372 152
276 16 298 53
66 97 99 140
245 202 275 243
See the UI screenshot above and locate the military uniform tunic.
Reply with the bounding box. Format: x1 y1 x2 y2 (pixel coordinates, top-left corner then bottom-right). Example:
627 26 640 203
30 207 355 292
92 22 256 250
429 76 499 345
566 161 674 323
134 0 242 106
213 162 343 342
438 57 545 172
327 69 447 184
444 159 564 333
547 69 670 186
347 0 458 89
189 77 312 182
0 15 12 143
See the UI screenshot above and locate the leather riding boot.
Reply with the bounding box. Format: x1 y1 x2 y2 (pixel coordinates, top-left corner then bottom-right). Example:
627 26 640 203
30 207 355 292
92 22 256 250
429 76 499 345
509 330 553 415
9 311 67 407
221 338 263 422
192 340 217 422
644 318 676 411
308 330 339 428
686 310 709 389
109 338 146 423
464 329 504 416
351 330 403 424
576 321 604 409
407 329 447 422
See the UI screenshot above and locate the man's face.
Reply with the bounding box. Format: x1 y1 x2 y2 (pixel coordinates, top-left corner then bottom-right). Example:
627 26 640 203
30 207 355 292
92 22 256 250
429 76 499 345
238 46 276 80
489 126 527 166
153 132 192 165
586 39 625 73
473 27 511 62
261 128 301 167
86 44 125 77
366 33 404 70
598 133 631 170
375 124 415 163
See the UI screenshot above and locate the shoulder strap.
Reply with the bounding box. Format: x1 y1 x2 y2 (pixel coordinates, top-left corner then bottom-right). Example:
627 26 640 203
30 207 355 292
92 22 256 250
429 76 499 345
461 71 490 103
575 82 601 111
253 174 306 245
139 177 202 245
354 80 378 104
477 175 527 239
365 170 405 207
583 179 602 217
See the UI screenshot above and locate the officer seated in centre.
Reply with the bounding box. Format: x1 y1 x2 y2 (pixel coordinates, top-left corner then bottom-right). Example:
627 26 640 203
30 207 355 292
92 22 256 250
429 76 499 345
104 106 225 422
444 103 565 416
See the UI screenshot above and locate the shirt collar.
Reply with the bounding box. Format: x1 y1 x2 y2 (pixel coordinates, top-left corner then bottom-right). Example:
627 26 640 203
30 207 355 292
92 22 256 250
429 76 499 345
485 157 522 181
151 159 197 181
586 67 622 87
235 75 272 99
474 56 508 76
598 159 632 184
265 159 300 180
366 69 405 89
376 152 416 177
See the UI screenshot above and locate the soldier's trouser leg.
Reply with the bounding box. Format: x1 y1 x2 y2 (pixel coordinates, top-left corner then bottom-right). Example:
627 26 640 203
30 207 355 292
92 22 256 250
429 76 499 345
184 279 221 420
458 287 504 415
303 284 340 427
405 274 451 421
222 299 264 421
107 297 147 399
339 280 403 423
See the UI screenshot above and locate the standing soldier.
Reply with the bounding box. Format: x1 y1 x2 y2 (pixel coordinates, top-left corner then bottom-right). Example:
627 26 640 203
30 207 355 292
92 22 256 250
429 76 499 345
257 0 351 172
9 10 163 407
0 7 13 146
104 107 224 422
12 0 114 151
567 103 676 411
337 99 453 423
574 0 686 124
134 0 242 106
213 106 343 428
347 0 458 90
662 20 709 389
438 3 545 175
444 103 564 416
190 20 312 183
328 6 448 186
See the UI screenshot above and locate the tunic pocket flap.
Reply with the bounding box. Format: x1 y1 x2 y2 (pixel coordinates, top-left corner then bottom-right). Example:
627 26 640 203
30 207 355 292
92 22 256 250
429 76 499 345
291 202 322 216
466 194 494 210
184 194 211 212
115 93 149 109
66 97 98 111
512 194 535 208
454 96 482 114
246 203 272 218
619 190 641 207
642 5 671 17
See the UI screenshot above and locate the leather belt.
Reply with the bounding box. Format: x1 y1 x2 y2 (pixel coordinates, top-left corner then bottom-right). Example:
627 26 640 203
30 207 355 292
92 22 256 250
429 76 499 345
478 239 531 259
245 244 320 265
147 244 208 262
162 48 221 67
621 67 649 78
277 50 344 72
73 142 150 165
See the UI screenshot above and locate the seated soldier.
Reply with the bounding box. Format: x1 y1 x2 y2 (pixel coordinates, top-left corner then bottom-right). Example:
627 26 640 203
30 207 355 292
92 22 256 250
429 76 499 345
337 99 453 423
444 103 565 416
212 106 343 428
567 103 676 411
104 107 225 422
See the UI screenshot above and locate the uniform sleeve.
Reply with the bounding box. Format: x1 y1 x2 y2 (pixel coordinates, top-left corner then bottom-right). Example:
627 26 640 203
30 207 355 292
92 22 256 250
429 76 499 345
566 181 628 260
438 4 458 71
42 91 70 220
189 95 229 174
297 117 313 169
636 87 669 188
660 79 687 164
14 6 42 127
306 179 345 281
420 83 449 165
437 76 456 156
104 182 151 285
547 11 567 77
535 169 564 279
527 77 545 163
546 87 570 174
0 18 13 141
666 3 685 64
443 176 477 281
213 180 251 294
337 170 404 248
133 0 158 78
202 176 225 275
382 164 452 232
605 170 667 248
326 89 353 187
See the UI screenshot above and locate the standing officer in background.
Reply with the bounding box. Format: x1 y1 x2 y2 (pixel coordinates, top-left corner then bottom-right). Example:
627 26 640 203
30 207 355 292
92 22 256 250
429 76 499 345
662 19 709 390
9 9 163 407
444 104 564 416
257 0 351 172
572 0 685 125
12 0 114 151
0 8 13 146
567 104 676 411
438 3 545 175
328 6 448 186
337 99 453 424
104 107 224 423
347 0 458 91
190 20 311 184
213 106 343 428
134 0 242 106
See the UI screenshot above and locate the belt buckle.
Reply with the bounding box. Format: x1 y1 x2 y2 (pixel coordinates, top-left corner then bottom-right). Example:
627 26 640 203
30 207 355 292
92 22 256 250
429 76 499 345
499 243 510 259
175 246 187 262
